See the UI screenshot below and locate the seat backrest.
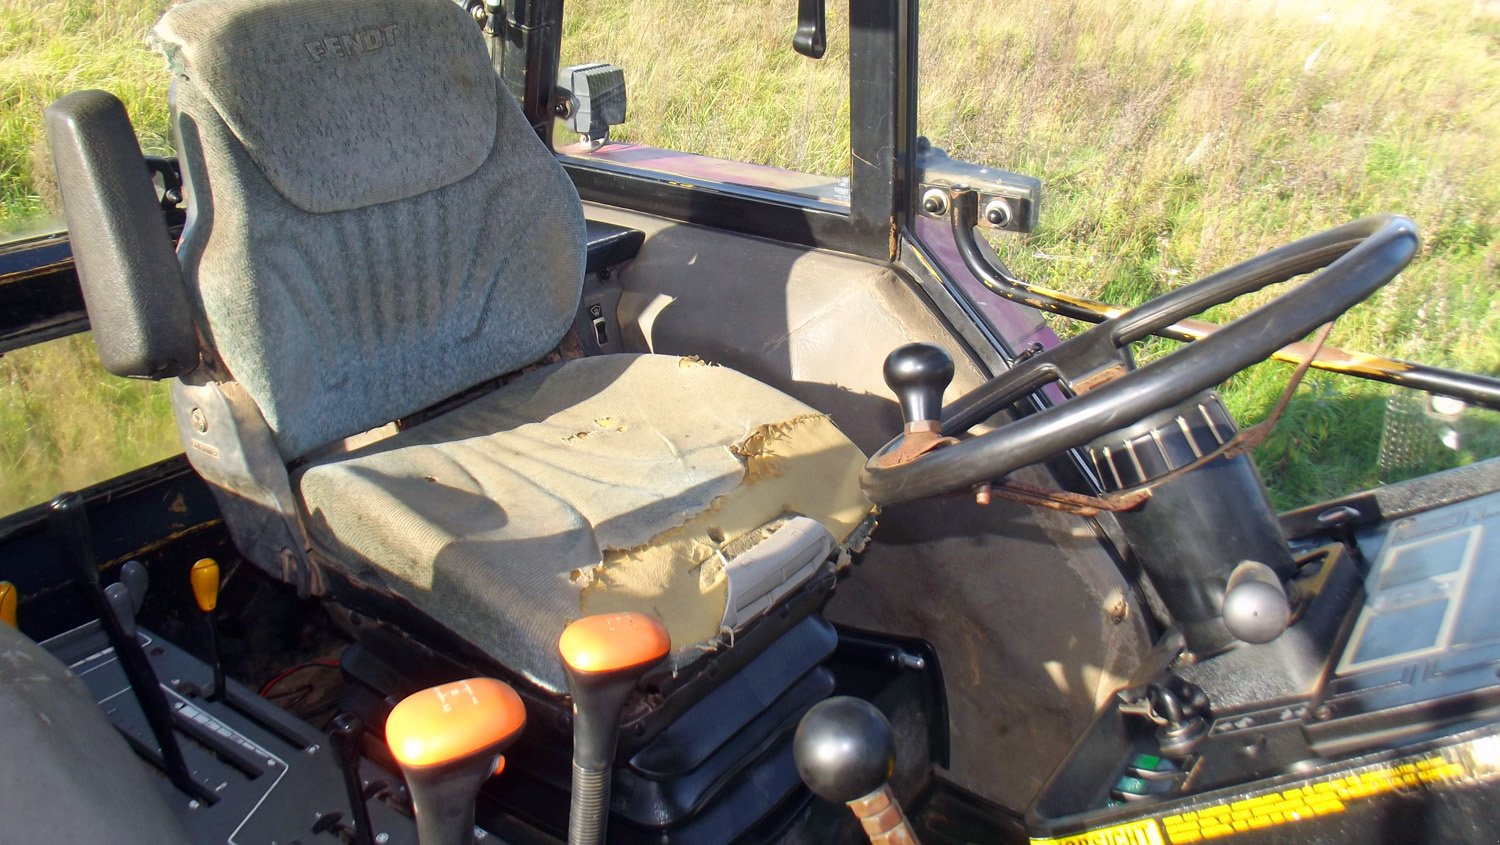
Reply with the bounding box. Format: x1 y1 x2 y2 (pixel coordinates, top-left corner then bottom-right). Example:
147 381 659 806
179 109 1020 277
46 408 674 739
152 0 586 460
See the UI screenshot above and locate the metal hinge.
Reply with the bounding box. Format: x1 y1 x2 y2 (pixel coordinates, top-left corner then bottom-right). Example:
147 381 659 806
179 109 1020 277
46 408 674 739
914 138 1042 234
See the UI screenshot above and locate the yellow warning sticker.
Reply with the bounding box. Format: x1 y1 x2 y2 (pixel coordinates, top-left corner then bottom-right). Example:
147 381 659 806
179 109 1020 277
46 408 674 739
1031 819 1164 845
1031 734 1500 845
1159 750 1484 842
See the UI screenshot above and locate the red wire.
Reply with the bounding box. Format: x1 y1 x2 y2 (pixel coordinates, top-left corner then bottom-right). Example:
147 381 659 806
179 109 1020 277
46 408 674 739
259 659 340 697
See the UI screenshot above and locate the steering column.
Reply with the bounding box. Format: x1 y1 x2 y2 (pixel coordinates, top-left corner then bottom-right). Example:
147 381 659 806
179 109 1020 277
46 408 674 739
864 211 1418 656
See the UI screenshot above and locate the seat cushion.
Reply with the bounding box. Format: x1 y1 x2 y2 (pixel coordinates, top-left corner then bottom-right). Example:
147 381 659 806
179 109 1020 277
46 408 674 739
298 354 871 691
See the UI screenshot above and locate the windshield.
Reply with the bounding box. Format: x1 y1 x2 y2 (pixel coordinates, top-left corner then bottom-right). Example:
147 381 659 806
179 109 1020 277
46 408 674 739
554 0 851 204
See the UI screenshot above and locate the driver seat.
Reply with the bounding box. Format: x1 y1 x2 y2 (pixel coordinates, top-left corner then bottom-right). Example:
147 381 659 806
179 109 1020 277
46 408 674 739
90 0 872 692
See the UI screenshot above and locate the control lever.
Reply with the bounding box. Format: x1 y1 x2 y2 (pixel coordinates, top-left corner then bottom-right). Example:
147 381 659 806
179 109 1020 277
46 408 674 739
1222 560 1292 644
385 678 526 845
190 558 226 700
330 712 377 845
47 492 204 799
106 560 151 637
875 344 957 469
0 581 16 628
105 582 138 637
794 697 921 845
120 559 148 613
884 343 954 433
559 612 671 845
793 0 826 59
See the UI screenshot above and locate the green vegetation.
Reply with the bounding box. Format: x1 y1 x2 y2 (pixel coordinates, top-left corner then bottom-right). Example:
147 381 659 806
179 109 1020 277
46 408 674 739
2 0 181 514
2 334 180 512
1 0 176 232
3 0 1498 513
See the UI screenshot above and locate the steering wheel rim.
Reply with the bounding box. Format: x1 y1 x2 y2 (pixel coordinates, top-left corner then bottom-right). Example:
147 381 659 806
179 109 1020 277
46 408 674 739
861 213 1420 505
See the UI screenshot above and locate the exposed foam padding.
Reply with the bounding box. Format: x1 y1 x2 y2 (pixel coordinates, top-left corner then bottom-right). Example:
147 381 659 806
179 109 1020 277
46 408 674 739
581 416 867 655
298 354 871 691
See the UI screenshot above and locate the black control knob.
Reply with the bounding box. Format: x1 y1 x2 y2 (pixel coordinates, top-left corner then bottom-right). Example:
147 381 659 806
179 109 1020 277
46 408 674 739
794 696 895 804
883 343 954 432
1222 561 1291 645
794 697 921 844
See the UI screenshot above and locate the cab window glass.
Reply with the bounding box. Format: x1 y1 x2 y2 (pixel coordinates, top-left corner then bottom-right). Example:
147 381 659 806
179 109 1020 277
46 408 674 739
3 1 181 515
2 333 180 515
557 0 851 202
917 0 1500 509
1 0 174 237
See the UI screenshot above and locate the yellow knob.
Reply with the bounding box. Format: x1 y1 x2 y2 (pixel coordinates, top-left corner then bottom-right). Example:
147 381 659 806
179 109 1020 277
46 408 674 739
190 558 219 613
0 581 16 628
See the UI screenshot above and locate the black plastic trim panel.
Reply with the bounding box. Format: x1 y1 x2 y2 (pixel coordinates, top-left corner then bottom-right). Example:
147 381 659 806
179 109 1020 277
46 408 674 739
584 219 644 274
0 232 86 354
0 219 646 355
565 161 866 256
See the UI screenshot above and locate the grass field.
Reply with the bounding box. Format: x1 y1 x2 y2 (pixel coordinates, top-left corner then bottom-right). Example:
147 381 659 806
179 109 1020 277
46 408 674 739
3 0 1499 513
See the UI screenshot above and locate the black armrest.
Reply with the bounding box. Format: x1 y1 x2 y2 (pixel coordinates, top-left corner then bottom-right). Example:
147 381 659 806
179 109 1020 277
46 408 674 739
45 91 196 379
584 220 644 275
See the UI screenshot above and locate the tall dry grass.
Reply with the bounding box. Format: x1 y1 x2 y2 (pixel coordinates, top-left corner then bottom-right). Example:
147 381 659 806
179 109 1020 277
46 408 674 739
2 0 1497 510
1 334 178 513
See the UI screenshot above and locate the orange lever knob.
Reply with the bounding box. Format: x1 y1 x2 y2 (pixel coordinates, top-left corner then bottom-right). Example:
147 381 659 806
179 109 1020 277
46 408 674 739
0 581 16 628
559 611 670 675
386 678 527 769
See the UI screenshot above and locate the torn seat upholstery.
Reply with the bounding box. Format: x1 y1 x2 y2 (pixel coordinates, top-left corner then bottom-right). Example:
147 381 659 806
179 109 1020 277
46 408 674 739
150 0 871 692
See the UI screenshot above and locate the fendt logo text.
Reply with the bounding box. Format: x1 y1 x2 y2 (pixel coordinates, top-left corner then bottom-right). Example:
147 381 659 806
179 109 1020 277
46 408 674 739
304 23 400 62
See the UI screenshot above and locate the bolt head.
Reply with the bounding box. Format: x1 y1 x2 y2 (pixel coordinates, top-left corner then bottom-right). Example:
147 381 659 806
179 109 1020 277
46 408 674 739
983 199 1012 227
920 188 949 216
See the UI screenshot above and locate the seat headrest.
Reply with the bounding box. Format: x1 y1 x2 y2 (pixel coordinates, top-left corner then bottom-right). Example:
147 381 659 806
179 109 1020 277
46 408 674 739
153 0 497 213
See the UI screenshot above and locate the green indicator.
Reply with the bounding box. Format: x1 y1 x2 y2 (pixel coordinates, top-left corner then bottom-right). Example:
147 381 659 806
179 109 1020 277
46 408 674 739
1129 753 1162 771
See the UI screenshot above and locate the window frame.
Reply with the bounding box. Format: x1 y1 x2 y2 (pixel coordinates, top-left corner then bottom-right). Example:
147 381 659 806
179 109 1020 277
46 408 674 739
525 0 920 262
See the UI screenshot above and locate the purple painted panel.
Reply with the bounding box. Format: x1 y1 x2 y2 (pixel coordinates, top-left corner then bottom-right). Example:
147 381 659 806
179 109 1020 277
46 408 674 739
912 217 1069 404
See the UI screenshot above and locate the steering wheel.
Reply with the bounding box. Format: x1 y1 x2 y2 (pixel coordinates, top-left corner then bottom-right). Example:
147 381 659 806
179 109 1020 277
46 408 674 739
861 214 1419 505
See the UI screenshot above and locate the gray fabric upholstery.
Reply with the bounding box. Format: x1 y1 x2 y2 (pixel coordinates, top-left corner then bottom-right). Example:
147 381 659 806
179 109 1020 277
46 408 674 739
152 0 872 696
153 0 496 214
165 51 584 459
0 625 191 844
298 354 870 691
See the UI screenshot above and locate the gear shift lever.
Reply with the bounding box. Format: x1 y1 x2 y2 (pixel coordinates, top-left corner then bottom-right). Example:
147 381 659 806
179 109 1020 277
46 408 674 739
794 696 921 845
875 344 957 470
559 612 671 845
385 678 526 845
883 343 954 433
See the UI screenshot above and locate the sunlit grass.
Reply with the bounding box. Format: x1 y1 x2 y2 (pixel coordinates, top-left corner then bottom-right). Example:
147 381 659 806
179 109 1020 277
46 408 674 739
1 0 176 234
2 0 1497 511
0 334 178 513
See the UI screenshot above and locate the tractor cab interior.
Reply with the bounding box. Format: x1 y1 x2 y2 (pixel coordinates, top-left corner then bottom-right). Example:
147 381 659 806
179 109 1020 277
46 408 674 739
3 0 1500 842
